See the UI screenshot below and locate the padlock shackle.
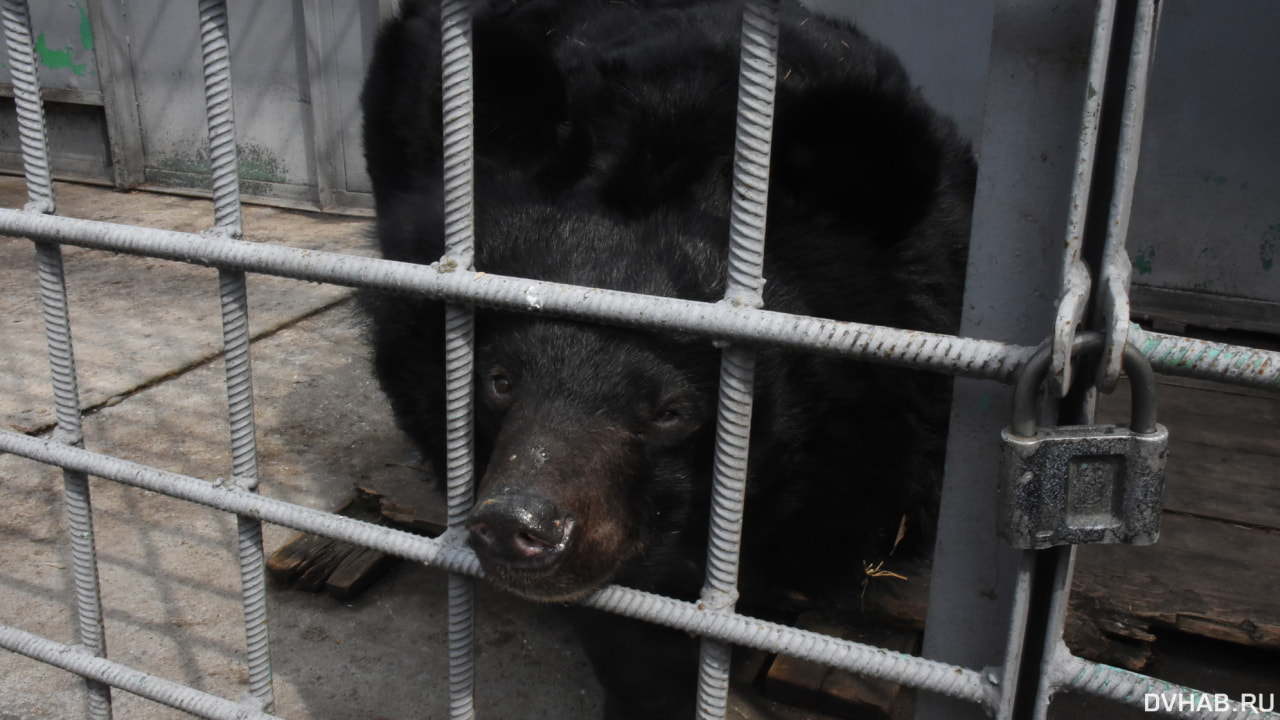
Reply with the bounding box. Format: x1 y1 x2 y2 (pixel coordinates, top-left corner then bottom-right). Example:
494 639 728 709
1012 332 1158 436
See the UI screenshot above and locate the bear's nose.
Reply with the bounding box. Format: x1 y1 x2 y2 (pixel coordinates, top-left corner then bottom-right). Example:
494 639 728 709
467 491 574 569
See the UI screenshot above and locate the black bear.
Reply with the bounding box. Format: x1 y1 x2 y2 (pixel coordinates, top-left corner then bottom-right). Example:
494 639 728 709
361 1 974 717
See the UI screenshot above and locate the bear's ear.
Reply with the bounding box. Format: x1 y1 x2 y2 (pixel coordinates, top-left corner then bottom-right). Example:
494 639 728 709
767 17 960 243
472 14 571 168
770 82 946 241
361 0 573 202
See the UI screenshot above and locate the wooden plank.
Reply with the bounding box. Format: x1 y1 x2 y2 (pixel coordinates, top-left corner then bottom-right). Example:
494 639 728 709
267 487 445 598
267 493 386 591
1097 378 1280 458
1160 441 1280 531
1070 513 1280 658
765 613 919 720
1095 377 1280 531
326 546 401 601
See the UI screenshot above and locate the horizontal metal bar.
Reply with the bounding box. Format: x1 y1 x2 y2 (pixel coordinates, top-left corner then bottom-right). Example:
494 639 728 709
5 211 1275 392
1130 324 1280 392
0 622 279 720
0 206 1031 382
0 428 1000 711
1056 651 1280 720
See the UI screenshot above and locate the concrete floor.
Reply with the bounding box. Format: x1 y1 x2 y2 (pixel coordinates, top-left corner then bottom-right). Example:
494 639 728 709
0 178 606 719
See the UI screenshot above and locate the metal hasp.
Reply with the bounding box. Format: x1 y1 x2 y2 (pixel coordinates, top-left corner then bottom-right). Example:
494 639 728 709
999 332 1168 549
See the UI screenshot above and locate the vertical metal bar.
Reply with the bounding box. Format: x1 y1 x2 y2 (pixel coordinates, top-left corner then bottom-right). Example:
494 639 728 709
721 0 777 308
991 552 1036 720
36 244 115 720
440 0 477 718
1 0 56 214
3 2 112 717
696 1 778 718
1049 0 1117 398
443 305 477 720
1030 546 1077 720
1095 0 1158 392
196 0 274 711
198 0 243 237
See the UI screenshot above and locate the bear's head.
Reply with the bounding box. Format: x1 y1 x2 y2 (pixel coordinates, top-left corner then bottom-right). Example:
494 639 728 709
466 315 720 602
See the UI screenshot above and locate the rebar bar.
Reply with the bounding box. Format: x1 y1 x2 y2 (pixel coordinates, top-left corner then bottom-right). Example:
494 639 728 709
0 622 279 720
197 0 273 709
0 428 1000 711
723 0 778 308
1056 651 1278 720
23 105 112 720
439 0 479 717
0 0 55 213
695 3 780 714
198 0 243 237
1130 325 1279 388
6 208 1279 393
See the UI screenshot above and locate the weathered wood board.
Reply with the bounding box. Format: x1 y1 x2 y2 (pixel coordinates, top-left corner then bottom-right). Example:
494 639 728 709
1068 376 1280 667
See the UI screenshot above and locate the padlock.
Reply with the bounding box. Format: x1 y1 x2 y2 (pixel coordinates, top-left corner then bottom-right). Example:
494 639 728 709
998 332 1169 549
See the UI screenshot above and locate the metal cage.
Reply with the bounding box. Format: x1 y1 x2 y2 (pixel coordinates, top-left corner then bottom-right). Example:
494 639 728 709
1 1 1277 719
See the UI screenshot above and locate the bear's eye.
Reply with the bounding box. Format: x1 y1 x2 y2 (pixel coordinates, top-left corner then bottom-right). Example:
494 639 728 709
646 397 702 445
654 406 683 425
490 372 513 396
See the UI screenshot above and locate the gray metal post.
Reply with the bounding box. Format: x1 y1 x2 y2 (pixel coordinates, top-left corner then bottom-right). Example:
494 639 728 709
916 1 1097 718
1026 2 1159 718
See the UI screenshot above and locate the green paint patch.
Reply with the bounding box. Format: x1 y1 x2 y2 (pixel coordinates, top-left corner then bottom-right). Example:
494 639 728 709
79 5 95 51
36 34 87 76
1262 224 1279 271
978 394 992 411
1133 247 1155 275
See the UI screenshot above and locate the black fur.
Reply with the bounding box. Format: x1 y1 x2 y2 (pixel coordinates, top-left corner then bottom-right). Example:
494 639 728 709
362 1 974 717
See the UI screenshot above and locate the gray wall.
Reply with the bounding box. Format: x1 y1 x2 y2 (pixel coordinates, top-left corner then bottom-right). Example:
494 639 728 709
801 0 995 148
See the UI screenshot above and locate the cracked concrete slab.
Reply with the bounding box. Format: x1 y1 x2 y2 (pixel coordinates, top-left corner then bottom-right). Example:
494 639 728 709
1 179 366 435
